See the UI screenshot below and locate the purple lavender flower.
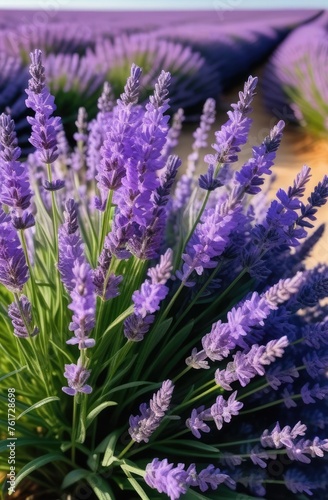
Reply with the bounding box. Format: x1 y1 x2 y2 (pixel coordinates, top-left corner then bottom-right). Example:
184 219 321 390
145 458 234 499
86 82 114 182
62 359 92 396
70 107 88 173
25 50 61 165
93 247 122 301
126 70 171 258
172 98 216 211
57 199 84 292
187 391 243 438
199 76 258 191
233 119 285 196
129 380 174 443
162 108 185 158
261 421 307 449
215 336 289 390
67 260 96 349
124 249 173 341
0 219 29 293
145 458 189 500
95 64 142 208
8 295 38 338
188 272 303 367
0 113 34 229
177 205 239 285
284 469 315 496
132 281 169 319
129 155 181 259
210 391 244 430
186 406 211 439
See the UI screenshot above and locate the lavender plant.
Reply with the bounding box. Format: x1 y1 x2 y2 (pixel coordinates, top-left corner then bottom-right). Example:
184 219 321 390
0 49 328 500
262 18 328 137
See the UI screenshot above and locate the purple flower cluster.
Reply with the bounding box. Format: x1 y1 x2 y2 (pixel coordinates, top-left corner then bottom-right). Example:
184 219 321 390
58 199 96 393
129 379 174 443
25 49 60 166
187 273 304 367
0 213 29 293
8 295 38 338
0 113 34 229
178 205 239 286
187 391 243 438
199 76 257 191
261 421 328 463
124 249 173 341
66 260 96 350
57 199 84 292
62 360 92 396
93 248 122 301
86 82 114 182
95 64 142 209
215 336 289 390
145 459 234 500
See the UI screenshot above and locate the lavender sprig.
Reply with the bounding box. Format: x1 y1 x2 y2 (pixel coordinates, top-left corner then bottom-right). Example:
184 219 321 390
0 113 34 229
25 49 60 165
199 76 258 191
129 380 174 443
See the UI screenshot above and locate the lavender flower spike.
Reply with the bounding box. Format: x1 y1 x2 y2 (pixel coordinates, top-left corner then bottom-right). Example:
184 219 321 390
25 49 61 165
0 219 29 293
8 295 39 338
124 249 173 341
93 247 123 301
145 458 234 499
62 359 92 396
199 76 257 191
129 380 174 443
0 113 34 229
95 64 142 206
67 260 96 349
57 199 84 292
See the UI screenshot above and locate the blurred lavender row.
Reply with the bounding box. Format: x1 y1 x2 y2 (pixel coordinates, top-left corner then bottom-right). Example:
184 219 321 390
0 9 325 154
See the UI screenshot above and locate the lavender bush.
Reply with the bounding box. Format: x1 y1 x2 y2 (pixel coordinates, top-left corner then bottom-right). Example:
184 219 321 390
262 16 328 137
0 49 328 500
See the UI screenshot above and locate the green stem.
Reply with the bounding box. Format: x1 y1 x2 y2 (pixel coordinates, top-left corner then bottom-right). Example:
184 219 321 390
174 383 220 413
183 189 210 251
118 439 135 460
46 162 60 257
240 394 302 415
71 395 78 465
172 366 191 383
98 190 113 256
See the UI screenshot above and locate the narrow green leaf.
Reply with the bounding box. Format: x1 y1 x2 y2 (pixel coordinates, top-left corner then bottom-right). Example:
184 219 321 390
121 461 145 477
17 396 60 420
14 453 68 488
101 430 121 466
0 365 27 383
0 438 59 454
86 401 117 429
86 474 115 500
61 468 89 490
76 395 87 444
125 476 150 500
